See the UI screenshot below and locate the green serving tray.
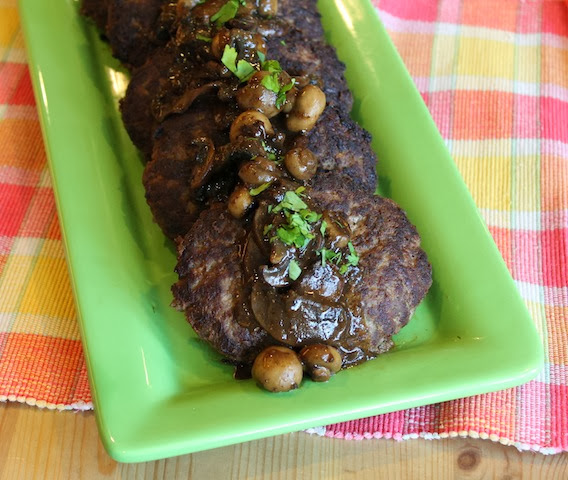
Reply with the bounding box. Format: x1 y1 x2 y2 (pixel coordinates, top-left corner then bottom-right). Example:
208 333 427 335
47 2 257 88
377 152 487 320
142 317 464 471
20 0 543 462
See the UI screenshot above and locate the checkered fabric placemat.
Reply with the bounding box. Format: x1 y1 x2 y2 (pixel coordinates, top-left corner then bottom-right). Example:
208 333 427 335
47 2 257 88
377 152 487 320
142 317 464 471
1 0 566 452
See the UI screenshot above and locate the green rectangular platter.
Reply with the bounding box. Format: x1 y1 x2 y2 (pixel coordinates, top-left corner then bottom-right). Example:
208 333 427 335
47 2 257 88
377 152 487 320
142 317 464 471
19 0 543 463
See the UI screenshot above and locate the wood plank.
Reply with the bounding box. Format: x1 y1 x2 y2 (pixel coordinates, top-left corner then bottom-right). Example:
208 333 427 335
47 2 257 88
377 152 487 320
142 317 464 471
0 403 566 479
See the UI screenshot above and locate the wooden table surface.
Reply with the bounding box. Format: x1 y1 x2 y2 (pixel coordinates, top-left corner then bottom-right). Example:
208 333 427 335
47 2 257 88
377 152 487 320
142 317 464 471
0 403 566 479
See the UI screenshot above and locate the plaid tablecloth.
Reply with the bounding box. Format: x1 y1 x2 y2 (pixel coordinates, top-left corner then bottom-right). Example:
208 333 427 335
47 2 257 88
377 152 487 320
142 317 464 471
1 0 567 453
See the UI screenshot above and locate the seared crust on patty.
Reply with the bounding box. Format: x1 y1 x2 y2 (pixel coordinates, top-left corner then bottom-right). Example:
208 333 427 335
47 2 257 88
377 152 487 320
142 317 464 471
311 174 432 342
303 107 377 193
172 204 271 362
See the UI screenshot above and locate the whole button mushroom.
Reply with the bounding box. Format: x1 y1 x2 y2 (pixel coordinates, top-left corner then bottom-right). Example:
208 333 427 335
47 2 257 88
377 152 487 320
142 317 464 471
228 185 254 218
230 110 274 142
284 147 318 181
299 344 342 382
286 85 326 132
258 0 278 17
238 156 279 186
252 346 303 392
236 72 280 118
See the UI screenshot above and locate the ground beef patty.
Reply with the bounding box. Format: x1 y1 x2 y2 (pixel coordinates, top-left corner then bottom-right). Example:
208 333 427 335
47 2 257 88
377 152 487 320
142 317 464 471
171 186 432 365
172 204 272 362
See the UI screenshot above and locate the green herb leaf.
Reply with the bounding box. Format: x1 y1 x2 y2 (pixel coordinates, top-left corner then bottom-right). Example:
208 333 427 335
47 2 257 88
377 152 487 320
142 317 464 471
261 73 280 93
257 51 282 73
275 78 296 108
280 39 286 46
320 248 327 266
234 60 255 82
276 226 297 245
281 191 307 211
320 220 327 236
346 241 360 266
319 248 342 267
261 140 278 161
196 33 212 42
249 182 271 196
288 259 301 280
262 60 282 73
268 189 322 250
339 264 349 275
210 0 242 25
301 209 320 223
263 224 273 236
221 45 255 82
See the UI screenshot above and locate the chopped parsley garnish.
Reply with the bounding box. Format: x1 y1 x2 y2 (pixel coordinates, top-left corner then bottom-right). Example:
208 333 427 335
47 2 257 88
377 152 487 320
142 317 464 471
299 209 318 223
272 191 307 213
346 241 360 266
210 0 245 26
280 40 287 46
257 51 282 73
260 140 278 161
256 52 295 108
266 189 360 278
269 190 321 249
276 79 296 108
249 182 271 196
221 45 255 82
317 237 359 274
336 242 361 274
261 73 280 93
288 259 301 280
196 33 212 42
260 72 296 108
319 248 342 267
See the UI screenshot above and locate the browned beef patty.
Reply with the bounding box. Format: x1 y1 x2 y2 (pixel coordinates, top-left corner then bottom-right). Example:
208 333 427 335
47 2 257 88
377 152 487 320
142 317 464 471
303 107 377 193
120 46 177 159
142 96 239 239
106 0 167 68
266 30 353 114
172 204 272 362
82 0 171 69
81 0 109 32
171 187 431 365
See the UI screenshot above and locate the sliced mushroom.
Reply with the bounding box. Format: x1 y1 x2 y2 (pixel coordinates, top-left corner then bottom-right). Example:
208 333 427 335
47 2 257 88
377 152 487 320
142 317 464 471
211 28 267 61
216 137 267 166
228 184 254 218
284 147 318 181
322 211 351 249
154 84 218 122
257 0 278 17
296 262 345 303
251 281 349 346
236 72 280 118
189 137 216 190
